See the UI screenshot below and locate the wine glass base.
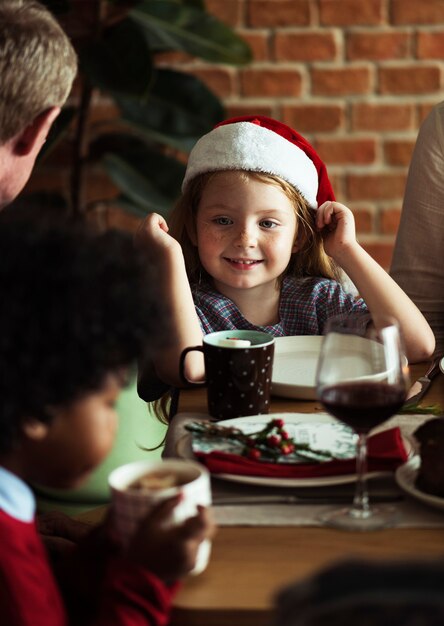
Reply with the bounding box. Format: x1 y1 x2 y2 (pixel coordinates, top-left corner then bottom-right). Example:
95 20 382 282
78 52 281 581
318 505 398 531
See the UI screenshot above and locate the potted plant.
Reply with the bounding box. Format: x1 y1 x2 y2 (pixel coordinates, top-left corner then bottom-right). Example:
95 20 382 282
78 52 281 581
38 0 251 218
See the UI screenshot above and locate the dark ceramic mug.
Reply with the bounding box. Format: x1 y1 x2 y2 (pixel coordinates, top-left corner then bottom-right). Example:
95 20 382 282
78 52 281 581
180 330 275 420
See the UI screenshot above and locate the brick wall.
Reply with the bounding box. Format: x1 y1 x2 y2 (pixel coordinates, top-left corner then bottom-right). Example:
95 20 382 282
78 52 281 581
159 0 444 269
28 0 444 270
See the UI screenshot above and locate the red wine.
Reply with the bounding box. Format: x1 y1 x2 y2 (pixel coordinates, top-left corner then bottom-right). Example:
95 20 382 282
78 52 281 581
319 382 406 433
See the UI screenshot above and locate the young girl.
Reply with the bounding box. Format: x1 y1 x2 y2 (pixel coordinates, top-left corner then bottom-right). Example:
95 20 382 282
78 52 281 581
137 115 435 405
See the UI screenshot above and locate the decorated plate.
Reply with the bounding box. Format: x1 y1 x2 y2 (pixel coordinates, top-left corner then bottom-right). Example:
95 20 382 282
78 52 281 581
177 413 391 488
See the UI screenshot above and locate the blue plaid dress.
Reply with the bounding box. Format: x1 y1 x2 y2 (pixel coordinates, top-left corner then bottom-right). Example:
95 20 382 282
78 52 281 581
141 276 368 410
193 276 368 336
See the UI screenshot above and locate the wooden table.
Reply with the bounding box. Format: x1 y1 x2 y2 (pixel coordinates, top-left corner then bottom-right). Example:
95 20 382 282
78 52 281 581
169 361 444 626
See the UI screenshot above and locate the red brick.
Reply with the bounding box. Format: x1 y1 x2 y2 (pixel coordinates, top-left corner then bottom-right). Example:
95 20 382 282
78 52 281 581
353 208 374 234
380 208 402 234
417 31 444 59
240 69 303 97
281 105 344 133
328 172 344 198
314 138 377 165
82 170 120 205
383 140 416 166
225 104 275 119
352 103 415 131
204 0 243 27
26 169 67 194
102 206 140 234
274 32 337 62
155 50 193 65
319 0 384 25
247 0 311 27
418 101 437 123
188 67 236 98
392 0 444 24
240 31 270 61
346 31 411 60
379 65 441 94
360 241 394 270
312 66 372 95
347 173 407 201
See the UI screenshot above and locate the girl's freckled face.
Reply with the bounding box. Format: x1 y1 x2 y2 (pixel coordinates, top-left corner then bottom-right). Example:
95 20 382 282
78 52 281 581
195 172 298 296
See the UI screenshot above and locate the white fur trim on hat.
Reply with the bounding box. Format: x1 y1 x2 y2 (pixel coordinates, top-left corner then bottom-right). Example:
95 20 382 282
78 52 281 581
182 121 319 208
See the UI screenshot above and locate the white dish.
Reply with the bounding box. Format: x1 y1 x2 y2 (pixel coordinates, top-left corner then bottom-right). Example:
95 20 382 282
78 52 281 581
271 336 323 400
271 335 407 400
395 456 444 512
178 413 390 488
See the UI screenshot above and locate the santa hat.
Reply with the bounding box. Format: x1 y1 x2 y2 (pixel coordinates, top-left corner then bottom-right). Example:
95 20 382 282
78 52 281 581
182 115 335 209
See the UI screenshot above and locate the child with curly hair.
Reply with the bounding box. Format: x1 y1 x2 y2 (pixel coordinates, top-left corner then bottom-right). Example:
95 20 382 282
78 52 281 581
136 116 434 413
0 204 214 626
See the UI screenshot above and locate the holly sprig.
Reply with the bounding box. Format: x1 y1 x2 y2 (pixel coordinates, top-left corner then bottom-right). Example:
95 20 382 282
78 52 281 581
186 418 336 462
399 403 443 415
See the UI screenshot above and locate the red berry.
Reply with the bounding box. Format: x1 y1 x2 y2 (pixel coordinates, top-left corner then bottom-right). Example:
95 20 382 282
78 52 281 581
271 418 285 428
267 434 281 447
281 430 291 440
281 443 295 455
248 448 261 460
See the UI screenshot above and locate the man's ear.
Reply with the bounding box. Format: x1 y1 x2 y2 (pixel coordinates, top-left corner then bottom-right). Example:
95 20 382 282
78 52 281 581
14 107 61 157
22 418 49 441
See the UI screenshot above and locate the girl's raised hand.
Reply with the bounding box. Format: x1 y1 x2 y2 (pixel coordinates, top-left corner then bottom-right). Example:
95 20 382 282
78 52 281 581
134 212 180 259
316 201 358 261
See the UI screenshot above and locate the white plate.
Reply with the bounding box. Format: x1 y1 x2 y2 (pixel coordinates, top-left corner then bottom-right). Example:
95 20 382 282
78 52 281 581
271 336 323 400
395 456 444 512
271 335 407 400
178 413 390 488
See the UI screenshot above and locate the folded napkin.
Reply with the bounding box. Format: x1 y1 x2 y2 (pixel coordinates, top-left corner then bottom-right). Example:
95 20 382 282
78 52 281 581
193 427 408 478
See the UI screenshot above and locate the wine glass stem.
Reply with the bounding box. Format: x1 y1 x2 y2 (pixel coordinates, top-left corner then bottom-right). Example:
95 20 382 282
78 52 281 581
352 433 370 517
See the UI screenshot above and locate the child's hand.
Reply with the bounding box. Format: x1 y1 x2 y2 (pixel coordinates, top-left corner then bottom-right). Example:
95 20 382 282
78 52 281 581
126 494 217 582
38 511 93 559
134 212 181 260
316 201 358 261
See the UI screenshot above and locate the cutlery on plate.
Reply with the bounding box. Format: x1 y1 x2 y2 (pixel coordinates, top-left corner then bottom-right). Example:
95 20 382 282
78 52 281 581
212 494 404 506
403 356 443 407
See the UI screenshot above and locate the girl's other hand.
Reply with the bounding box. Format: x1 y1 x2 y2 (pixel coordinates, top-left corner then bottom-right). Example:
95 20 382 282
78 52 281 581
126 495 217 582
316 201 358 261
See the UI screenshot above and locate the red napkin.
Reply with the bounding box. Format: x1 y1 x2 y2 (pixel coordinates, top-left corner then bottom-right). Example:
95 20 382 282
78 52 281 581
193 427 409 478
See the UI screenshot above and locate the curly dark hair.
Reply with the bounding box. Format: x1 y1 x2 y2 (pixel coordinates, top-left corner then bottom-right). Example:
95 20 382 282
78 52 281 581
0 202 165 454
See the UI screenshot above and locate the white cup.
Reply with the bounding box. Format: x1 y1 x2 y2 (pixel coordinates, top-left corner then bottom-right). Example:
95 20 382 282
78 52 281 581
108 458 212 575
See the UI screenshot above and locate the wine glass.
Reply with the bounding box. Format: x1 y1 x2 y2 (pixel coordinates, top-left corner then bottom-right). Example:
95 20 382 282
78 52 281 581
316 314 408 530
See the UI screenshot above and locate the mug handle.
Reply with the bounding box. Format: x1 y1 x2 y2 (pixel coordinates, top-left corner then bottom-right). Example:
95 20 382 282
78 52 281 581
179 345 206 387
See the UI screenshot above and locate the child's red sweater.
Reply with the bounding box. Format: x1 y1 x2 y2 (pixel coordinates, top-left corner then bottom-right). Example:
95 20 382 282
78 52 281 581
0 510 179 626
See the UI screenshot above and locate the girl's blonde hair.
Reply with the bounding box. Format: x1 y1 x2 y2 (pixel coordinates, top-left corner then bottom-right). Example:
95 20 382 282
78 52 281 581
152 169 341 424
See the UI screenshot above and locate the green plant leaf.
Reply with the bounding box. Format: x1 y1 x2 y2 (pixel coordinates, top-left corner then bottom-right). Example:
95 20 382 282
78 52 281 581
131 0 252 64
100 138 185 212
103 154 172 212
92 133 185 192
114 69 223 151
80 18 153 97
